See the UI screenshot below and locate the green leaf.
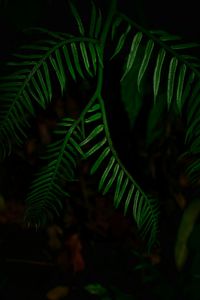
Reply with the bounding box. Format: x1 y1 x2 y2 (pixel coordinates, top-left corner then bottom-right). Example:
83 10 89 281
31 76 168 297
153 48 166 103
22 90 35 114
114 177 129 208
176 64 187 112
71 42 84 78
49 56 64 93
69 1 85 35
36 69 48 102
85 112 102 123
85 137 107 158
137 39 154 92
70 137 85 157
43 61 52 102
81 124 104 145
103 163 119 195
63 45 77 81
124 184 134 214
90 147 110 174
31 77 46 108
181 72 195 108
99 156 115 191
167 57 178 109
113 169 124 204
80 42 93 76
55 49 66 93
121 32 143 80
88 43 97 74
110 24 131 59
88 103 100 112
133 190 140 222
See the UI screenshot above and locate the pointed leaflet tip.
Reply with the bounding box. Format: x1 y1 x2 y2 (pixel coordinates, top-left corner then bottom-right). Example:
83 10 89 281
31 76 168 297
167 57 178 109
69 1 85 36
121 32 143 81
153 48 166 104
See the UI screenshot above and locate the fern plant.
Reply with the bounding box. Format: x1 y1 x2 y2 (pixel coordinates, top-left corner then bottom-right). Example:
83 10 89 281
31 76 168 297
1 0 200 252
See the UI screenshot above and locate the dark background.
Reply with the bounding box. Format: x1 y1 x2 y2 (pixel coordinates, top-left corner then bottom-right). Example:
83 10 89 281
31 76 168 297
0 0 200 53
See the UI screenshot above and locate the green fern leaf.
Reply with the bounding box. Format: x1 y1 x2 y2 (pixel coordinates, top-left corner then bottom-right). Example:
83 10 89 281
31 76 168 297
71 42 84 78
98 156 116 191
114 177 129 208
88 43 97 74
153 48 166 103
113 169 124 203
69 1 85 36
124 184 135 214
49 55 65 94
85 112 102 123
84 137 107 158
80 42 93 76
102 163 120 195
133 190 141 222
43 61 52 101
55 49 67 92
62 45 77 81
88 103 101 112
25 118 83 224
181 72 195 109
110 24 131 59
36 69 49 102
121 32 143 80
90 147 110 175
137 39 154 92
29 77 46 108
80 124 104 145
176 64 187 112
167 57 178 109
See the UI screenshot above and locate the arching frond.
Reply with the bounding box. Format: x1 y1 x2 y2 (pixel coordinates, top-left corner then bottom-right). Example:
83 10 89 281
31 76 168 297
0 31 99 159
110 14 200 113
81 97 159 251
24 117 84 225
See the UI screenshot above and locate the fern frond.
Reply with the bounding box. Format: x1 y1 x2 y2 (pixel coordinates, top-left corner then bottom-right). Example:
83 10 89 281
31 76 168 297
110 14 200 113
81 97 159 250
121 32 143 80
24 117 84 225
0 32 99 158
